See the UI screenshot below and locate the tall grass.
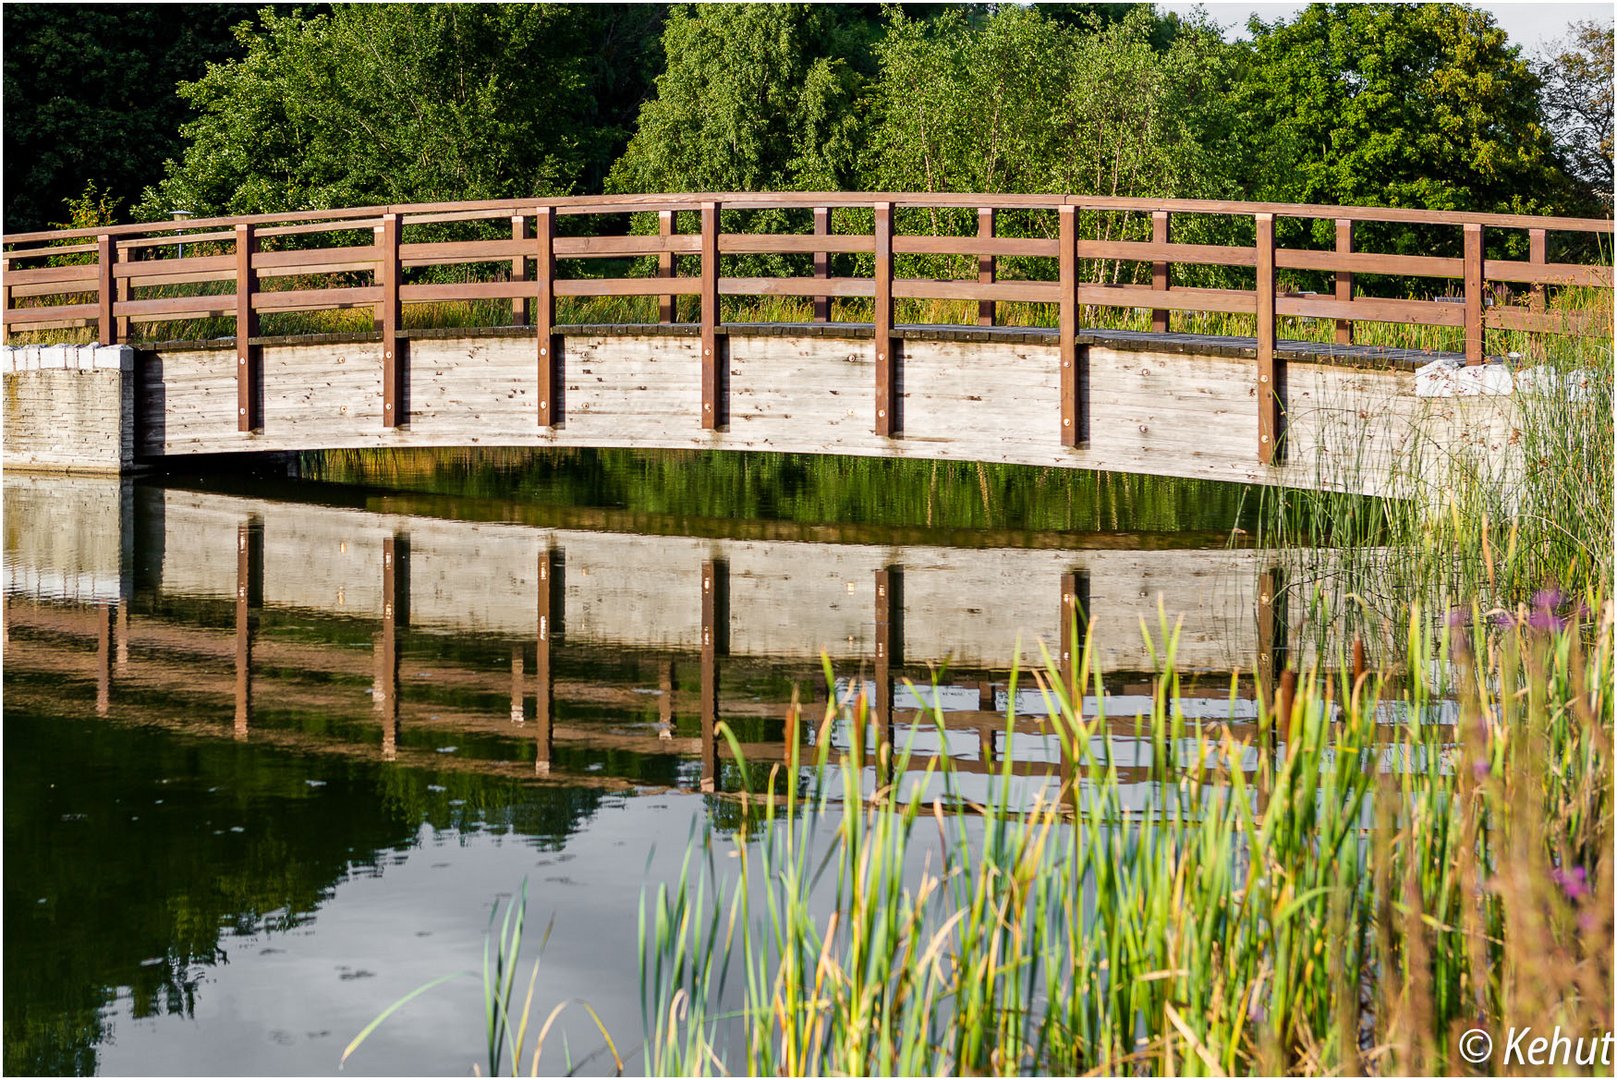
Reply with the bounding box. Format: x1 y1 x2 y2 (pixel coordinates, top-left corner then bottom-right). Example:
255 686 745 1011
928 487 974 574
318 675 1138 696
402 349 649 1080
632 604 1611 1076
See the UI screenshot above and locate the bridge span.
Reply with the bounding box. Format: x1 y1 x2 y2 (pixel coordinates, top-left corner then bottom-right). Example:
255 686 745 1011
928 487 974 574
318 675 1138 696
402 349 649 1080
4 192 1609 493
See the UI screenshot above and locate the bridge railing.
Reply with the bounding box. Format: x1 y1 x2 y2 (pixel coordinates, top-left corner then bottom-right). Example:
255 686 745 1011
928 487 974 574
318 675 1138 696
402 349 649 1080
3 193 1610 460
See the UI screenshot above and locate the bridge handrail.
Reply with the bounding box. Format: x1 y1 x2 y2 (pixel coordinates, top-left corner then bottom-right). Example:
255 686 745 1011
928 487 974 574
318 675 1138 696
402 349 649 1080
3 191 1612 460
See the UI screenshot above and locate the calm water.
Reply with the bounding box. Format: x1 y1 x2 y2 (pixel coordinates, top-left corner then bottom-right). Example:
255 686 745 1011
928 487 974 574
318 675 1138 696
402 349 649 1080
6 451 1281 1075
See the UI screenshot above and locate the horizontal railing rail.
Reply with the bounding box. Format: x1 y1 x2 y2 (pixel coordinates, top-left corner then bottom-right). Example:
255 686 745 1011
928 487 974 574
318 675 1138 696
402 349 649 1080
4 192 1611 462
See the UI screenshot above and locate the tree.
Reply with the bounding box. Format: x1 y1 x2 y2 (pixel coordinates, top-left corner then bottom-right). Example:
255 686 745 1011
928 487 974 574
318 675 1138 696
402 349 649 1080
605 4 877 194
139 4 663 218
1538 20 1614 211
1231 3 1574 218
2 4 258 231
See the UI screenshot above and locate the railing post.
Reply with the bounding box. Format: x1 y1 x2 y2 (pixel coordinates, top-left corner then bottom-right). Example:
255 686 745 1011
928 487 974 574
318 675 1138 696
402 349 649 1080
874 201 896 436
1334 218 1354 344
659 210 677 324
1255 212 1280 464
115 243 132 342
1059 204 1080 447
376 533 408 760
1464 223 1484 365
1151 210 1169 333
378 214 402 427
235 223 259 432
812 206 830 322
1528 227 1546 313
234 515 263 739
1 255 12 344
96 234 116 345
701 201 721 429
978 207 996 326
510 214 528 327
1059 570 1089 705
535 205 556 426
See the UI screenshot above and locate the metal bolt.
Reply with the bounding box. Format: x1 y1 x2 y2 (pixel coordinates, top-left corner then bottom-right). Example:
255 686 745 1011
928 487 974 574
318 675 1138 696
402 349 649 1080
385 403 392 411
878 352 885 361
539 400 547 409
1064 418 1072 427
878 409 886 418
238 407 246 415
386 351 392 359
239 356 246 365
1261 434 1270 443
1260 374 1269 383
540 347 547 356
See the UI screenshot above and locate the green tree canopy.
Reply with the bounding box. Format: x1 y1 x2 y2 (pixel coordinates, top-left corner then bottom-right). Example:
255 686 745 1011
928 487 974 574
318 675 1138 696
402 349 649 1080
139 4 662 218
604 3 877 193
2 3 258 232
1231 3 1573 215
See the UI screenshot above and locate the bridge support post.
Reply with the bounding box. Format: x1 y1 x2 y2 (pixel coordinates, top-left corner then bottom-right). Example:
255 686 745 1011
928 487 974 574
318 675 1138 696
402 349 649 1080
1334 219 1354 344
235 223 259 432
1151 211 1169 333
1059 205 1080 447
813 207 830 322
978 207 996 326
1256 212 1282 464
1464 223 1484 365
536 206 557 426
701 201 722 429
874 202 896 436
378 214 403 428
115 244 133 343
1059 570 1089 707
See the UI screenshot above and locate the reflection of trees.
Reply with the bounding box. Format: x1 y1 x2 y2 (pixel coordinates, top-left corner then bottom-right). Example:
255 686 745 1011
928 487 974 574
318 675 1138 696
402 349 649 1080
1 689 606 1075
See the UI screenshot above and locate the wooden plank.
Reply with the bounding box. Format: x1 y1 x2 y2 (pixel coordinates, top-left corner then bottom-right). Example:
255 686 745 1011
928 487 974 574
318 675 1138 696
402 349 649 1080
249 285 381 313
398 280 531 304
1334 219 1354 345
890 279 1060 303
552 234 702 258
379 214 402 427
1151 210 1169 333
1274 248 1462 278
96 235 115 344
1487 257 1609 287
978 207 996 326
554 277 703 298
1275 294 1464 326
235 223 259 432
5 263 101 286
701 201 721 430
1 305 98 328
722 233 874 255
1078 239 1257 267
536 206 556 427
718 276 874 299
894 234 1059 259
813 206 829 322
1076 283 1258 314
398 238 528 263
1059 205 1079 448
511 215 528 327
874 202 895 437
1486 306 1608 334
1463 223 1484 365
1256 213 1279 464
658 210 675 324
253 246 380 271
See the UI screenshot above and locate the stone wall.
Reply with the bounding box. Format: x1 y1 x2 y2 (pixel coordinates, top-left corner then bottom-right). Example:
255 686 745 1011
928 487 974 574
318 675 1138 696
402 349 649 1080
3 345 136 473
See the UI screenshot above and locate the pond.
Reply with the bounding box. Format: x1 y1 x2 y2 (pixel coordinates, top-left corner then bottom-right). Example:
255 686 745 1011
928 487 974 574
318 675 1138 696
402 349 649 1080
6 450 1335 1075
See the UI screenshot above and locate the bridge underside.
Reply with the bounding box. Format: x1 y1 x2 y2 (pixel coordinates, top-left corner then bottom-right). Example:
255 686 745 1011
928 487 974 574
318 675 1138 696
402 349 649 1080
9 325 1515 497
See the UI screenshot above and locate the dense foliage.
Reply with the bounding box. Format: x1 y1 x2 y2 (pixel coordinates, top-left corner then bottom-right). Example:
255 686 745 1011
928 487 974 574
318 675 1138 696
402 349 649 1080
2 4 1611 223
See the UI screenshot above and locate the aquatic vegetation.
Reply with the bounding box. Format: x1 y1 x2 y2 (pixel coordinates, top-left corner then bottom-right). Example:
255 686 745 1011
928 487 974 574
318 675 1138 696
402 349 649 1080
628 605 1611 1076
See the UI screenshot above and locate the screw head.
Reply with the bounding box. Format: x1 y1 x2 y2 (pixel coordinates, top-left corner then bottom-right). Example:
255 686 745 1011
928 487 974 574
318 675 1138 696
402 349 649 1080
878 409 886 418
239 357 246 365
540 347 547 356
1064 418 1072 427
238 407 246 415
539 400 547 409
385 403 392 411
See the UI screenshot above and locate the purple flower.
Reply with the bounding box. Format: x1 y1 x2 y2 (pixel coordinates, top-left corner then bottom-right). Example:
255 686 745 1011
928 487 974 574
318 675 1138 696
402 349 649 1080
1551 866 1589 901
1492 609 1517 629
1528 607 1568 631
1532 588 1567 612
1471 758 1491 780
1446 606 1470 629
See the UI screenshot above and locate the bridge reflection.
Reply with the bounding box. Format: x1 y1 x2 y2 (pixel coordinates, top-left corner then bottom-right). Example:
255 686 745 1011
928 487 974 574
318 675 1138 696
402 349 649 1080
4 475 1432 816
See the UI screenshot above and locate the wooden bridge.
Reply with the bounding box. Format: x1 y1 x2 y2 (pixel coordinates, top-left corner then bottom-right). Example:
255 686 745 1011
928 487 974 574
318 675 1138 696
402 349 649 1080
3 193 1610 490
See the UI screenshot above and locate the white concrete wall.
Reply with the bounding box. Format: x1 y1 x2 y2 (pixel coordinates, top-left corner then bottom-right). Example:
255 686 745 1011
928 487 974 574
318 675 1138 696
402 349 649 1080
3 345 136 472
